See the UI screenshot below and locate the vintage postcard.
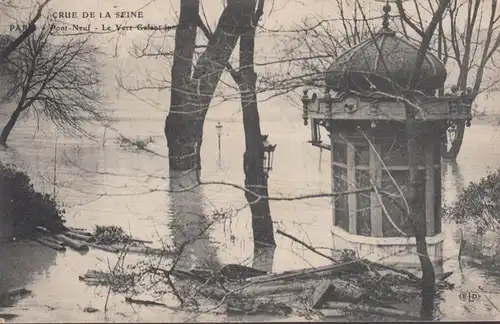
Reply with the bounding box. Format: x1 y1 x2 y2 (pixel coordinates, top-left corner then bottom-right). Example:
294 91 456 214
0 0 498 322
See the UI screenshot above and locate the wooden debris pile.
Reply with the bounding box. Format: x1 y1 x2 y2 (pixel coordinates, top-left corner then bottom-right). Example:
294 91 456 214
78 269 135 293
31 225 175 256
170 260 455 320
77 257 454 320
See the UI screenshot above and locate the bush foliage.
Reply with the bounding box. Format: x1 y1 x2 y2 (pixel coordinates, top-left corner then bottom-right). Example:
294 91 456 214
0 162 66 238
443 168 500 235
93 225 131 245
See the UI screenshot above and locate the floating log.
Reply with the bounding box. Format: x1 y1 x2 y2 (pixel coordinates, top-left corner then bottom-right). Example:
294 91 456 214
79 277 105 285
54 234 89 251
63 231 96 242
68 226 88 232
129 237 153 244
71 230 93 237
220 264 267 280
79 270 111 285
42 236 65 246
33 238 66 252
67 227 93 236
87 243 161 254
245 261 367 284
117 245 176 256
35 226 50 233
125 297 167 307
84 269 106 277
87 243 119 253
320 301 421 320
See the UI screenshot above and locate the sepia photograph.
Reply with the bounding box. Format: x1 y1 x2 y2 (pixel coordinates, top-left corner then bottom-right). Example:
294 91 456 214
0 0 499 321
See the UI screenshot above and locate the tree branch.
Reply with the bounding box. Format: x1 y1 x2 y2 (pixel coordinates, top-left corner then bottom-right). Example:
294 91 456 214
0 0 51 63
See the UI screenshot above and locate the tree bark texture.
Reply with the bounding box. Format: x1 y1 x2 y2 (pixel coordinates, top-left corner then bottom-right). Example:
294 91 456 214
0 105 23 146
406 118 436 320
238 0 276 247
165 0 258 171
164 0 201 170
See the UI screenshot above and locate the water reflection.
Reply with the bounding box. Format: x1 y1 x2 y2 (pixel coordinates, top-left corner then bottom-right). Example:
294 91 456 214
442 160 465 202
0 241 57 298
252 246 276 273
167 170 220 271
450 161 465 193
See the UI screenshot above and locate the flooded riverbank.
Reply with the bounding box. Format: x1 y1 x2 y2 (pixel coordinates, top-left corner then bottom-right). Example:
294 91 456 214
1 104 500 321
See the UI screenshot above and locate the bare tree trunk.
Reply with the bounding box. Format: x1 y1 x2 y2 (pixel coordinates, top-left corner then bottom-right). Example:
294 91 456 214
406 119 436 320
238 0 276 248
0 105 23 147
165 0 257 171
168 169 220 270
406 1 449 318
164 0 200 171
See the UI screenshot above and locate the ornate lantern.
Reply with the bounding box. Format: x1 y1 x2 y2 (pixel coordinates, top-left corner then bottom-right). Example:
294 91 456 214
215 122 223 167
261 135 276 175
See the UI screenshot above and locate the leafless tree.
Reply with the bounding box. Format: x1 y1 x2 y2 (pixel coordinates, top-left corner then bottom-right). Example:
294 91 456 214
120 0 277 246
0 18 108 146
237 0 276 247
0 0 51 64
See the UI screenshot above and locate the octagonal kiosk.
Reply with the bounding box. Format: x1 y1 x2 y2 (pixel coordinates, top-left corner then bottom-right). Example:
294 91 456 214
301 7 473 271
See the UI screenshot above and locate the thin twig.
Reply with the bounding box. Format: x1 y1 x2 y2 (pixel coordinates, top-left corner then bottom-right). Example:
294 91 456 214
276 229 336 262
458 228 465 273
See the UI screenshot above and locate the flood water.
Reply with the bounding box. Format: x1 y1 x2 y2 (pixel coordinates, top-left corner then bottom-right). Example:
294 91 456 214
1 95 500 322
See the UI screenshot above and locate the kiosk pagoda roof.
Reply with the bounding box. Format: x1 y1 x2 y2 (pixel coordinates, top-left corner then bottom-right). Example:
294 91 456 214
325 4 447 94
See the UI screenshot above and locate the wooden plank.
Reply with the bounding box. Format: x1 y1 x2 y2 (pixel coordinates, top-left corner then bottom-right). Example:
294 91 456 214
347 143 357 234
370 143 383 237
317 308 346 318
425 140 435 236
307 279 336 309
320 301 421 320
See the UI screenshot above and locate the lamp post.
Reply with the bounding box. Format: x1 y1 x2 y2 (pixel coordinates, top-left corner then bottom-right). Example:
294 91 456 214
216 122 222 168
261 135 276 177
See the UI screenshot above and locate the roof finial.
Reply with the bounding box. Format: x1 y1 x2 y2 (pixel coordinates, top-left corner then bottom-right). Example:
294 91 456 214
382 0 391 30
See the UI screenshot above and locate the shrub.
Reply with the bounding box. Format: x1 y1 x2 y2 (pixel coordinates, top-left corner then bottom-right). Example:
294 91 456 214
442 168 500 235
93 225 131 245
115 135 154 150
0 162 66 238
